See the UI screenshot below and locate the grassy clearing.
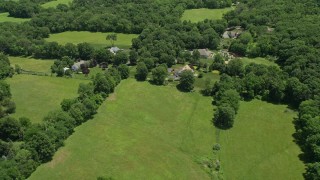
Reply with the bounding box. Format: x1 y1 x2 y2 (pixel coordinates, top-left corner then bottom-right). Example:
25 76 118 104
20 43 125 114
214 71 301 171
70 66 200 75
240 57 279 67
181 8 233 23
29 79 304 179
219 100 305 179
30 79 215 180
9 56 54 73
194 71 220 90
41 0 73 8
45 31 138 49
0 12 30 23
6 75 85 123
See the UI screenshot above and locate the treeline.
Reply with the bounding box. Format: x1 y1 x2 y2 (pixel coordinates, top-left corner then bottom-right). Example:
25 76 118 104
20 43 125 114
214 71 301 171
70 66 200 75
183 0 233 9
295 97 320 179
0 53 15 119
30 1 183 34
0 54 129 178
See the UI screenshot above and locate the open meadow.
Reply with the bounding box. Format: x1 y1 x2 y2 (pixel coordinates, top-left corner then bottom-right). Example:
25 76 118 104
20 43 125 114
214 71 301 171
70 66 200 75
30 79 215 179
0 13 30 23
29 79 304 179
41 0 73 8
9 56 54 73
219 100 305 179
240 57 279 67
45 31 138 49
181 8 233 23
6 75 86 123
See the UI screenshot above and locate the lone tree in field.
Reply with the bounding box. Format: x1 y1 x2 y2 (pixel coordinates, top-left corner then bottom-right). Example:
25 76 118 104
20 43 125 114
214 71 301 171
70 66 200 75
213 104 235 129
106 33 117 47
178 70 195 92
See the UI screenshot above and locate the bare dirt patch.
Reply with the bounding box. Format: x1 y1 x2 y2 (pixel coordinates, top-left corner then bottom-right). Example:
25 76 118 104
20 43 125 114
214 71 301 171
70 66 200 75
48 149 70 168
108 93 117 101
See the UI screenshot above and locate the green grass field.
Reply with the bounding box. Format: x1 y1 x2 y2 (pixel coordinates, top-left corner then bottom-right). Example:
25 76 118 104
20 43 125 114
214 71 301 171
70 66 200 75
45 31 138 49
9 56 54 73
181 8 233 23
219 100 305 179
30 79 215 179
6 75 86 123
240 57 279 67
29 79 304 179
0 13 30 23
41 0 73 8
194 71 220 90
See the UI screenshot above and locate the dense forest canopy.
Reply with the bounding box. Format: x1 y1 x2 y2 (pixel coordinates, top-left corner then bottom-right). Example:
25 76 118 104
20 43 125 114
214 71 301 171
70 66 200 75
0 0 319 179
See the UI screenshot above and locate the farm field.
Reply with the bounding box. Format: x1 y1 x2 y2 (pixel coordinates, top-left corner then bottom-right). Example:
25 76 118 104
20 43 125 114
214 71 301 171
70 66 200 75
41 0 73 8
181 8 233 23
219 100 305 179
29 79 304 179
240 57 279 67
45 31 138 49
9 56 54 73
6 75 86 123
30 79 215 179
0 13 30 23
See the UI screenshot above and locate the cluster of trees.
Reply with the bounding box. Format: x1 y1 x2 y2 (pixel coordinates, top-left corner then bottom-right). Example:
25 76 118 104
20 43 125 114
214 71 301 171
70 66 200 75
0 0 51 18
211 59 287 101
209 58 312 129
211 74 240 129
131 20 224 68
0 62 129 178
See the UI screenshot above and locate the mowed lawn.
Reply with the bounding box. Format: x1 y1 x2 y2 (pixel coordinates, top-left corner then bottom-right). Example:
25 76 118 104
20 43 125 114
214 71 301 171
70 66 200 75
6 75 86 123
181 8 233 22
0 13 30 23
219 100 305 179
9 56 54 73
240 57 279 67
45 31 138 49
30 79 215 180
41 0 73 8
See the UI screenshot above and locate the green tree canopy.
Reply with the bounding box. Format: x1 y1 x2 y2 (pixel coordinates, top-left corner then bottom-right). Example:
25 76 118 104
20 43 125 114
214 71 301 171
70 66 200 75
178 70 195 92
